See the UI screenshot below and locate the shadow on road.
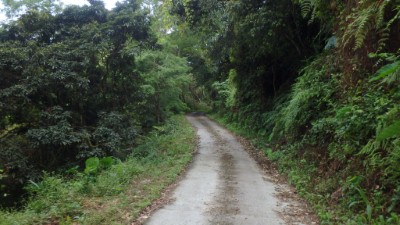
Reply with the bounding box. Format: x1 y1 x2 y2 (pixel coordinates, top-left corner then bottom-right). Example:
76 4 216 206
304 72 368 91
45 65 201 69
186 112 206 117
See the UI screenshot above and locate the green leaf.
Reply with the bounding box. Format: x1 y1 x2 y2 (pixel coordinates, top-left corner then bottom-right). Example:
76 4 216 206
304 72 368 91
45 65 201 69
366 204 372 221
370 61 400 82
84 157 100 174
336 106 353 119
349 200 362 208
100 157 115 169
377 120 400 141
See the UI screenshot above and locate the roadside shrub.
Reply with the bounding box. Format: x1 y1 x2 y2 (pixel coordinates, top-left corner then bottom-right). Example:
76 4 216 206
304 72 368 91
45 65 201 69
274 55 338 140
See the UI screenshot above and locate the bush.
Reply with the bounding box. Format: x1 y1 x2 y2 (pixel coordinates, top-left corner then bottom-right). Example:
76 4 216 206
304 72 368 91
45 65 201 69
0 115 196 225
274 55 339 140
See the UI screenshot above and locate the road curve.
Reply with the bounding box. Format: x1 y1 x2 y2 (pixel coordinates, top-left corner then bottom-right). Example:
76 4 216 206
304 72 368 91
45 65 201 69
145 115 287 225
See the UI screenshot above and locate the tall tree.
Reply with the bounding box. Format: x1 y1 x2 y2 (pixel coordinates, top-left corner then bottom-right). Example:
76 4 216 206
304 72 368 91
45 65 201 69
1 0 62 19
0 0 156 206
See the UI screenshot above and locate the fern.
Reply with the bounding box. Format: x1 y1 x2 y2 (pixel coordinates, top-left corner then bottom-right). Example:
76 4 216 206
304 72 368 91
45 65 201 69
342 1 391 50
277 56 337 138
370 60 400 82
342 4 375 50
298 0 320 23
354 8 374 49
385 3 400 29
376 1 387 27
377 27 390 53
299 0 312 18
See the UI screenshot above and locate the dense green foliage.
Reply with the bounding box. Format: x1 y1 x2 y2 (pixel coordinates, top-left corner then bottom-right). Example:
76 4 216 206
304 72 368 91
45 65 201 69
164 0 400 223
0 115 196 224
1 0 400 223
0 0 62 19
0 0 193 207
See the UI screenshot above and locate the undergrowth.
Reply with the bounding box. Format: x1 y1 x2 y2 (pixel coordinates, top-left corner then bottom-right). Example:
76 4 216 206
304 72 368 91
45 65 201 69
211 52 400 224
0 115 196 225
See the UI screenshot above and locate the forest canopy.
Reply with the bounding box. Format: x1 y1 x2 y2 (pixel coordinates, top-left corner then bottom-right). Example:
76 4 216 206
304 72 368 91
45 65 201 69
1 0 400 224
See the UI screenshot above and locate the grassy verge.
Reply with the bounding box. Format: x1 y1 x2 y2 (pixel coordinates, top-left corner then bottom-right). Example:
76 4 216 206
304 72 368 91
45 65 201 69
0 115 196 225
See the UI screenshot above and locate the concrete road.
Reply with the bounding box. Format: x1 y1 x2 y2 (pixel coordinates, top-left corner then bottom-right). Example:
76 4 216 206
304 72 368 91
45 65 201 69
145 115 299 225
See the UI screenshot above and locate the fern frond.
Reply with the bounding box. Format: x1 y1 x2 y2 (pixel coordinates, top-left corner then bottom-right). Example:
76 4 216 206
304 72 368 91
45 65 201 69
298 0 320 23
377 27 390 52
342 1 393 51
299 0 312 17
309 5 317 24
370 60 400 82
353 7 374 49
385 4 400 29
357 2 385 50
376 1 388 27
